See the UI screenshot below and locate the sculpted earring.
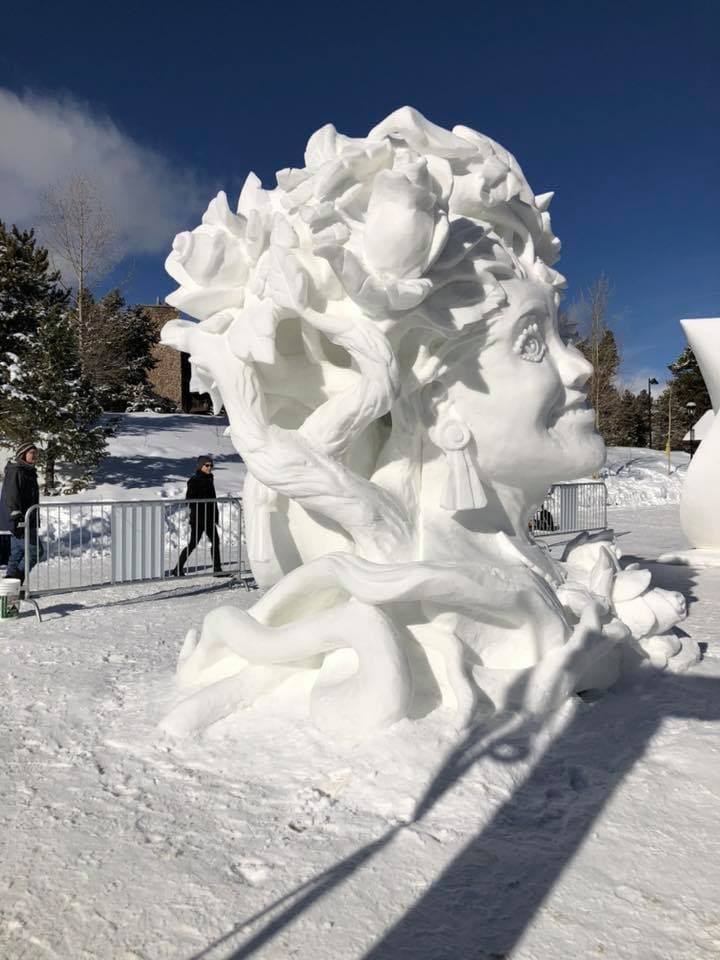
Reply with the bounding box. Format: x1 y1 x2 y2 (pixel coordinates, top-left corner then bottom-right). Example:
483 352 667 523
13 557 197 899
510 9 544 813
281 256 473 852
434 419 487 511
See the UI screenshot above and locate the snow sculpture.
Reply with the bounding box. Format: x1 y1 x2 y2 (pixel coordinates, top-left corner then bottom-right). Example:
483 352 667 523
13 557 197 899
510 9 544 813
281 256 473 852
159 108 690 738
660 318 720 566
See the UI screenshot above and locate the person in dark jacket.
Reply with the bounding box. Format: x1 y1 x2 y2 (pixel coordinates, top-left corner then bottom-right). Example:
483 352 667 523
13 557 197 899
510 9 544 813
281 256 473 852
1 441 43 584
530 506 558 533
0 495 10 568
172 456 225 576
0 466 11 566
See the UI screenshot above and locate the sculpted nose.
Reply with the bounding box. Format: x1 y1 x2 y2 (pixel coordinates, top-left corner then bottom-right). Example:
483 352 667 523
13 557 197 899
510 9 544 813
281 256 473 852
558 343 593 390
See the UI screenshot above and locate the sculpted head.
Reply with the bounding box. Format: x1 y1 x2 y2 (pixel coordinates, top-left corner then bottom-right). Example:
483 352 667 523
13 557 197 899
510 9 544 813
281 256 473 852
418 278 602 495
165 107 604 501
158 112 689 743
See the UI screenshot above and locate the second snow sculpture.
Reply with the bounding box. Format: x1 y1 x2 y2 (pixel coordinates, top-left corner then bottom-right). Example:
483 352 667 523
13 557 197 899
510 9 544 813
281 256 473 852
160 108 689 738
673 318 720 564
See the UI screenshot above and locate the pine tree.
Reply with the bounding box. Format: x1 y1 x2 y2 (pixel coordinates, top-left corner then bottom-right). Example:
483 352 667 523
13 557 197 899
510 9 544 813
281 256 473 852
0 222 67 356
0 224 108 493
608 390 649 447
80 290 161 410
654 346 712 451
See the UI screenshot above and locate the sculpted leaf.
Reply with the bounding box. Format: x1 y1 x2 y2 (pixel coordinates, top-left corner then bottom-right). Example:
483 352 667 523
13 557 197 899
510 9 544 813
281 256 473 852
265 247 308 313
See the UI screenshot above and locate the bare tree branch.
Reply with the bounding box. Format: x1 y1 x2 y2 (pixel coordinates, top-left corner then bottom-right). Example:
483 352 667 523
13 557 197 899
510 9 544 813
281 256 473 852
39 173 120 351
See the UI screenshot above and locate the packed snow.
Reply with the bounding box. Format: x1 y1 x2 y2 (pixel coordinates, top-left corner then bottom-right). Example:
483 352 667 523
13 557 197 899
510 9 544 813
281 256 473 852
600 447 689 507
1 416 718 960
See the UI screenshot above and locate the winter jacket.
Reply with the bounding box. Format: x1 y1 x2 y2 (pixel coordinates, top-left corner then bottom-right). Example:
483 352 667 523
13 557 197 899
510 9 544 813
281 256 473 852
185 470 219 529
0 459 40 534
0 481 9 533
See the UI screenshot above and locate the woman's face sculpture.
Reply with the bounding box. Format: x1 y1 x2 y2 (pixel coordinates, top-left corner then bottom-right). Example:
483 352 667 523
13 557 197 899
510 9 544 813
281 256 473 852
444 279 604 492
157 110 690 746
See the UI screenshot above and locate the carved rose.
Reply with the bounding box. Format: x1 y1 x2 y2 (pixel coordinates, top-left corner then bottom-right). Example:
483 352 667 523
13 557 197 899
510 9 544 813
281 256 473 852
168 229 246 287
363 165 448 281
307 145 452 314
572 542 687 640
613 585 686 640
165 191 259 320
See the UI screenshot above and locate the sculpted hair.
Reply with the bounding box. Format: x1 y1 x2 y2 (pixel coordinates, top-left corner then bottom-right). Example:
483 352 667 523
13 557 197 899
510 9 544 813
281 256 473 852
162 107 566 560
165 106 564 411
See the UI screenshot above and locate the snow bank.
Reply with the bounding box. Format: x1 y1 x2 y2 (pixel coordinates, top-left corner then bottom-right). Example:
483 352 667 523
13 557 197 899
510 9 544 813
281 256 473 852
600 446 689 507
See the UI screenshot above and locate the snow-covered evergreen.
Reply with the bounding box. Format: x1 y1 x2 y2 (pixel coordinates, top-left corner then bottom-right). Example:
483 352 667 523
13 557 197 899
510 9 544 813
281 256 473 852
0 223 67 355
0 222 107 492
79 289 171 412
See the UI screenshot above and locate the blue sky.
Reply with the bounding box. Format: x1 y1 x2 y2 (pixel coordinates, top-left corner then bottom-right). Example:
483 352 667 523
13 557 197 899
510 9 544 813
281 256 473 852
2 0 718 390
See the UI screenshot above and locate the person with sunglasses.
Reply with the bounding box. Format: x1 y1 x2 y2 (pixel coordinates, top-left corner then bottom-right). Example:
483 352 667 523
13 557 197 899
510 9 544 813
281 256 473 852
172 456 227 577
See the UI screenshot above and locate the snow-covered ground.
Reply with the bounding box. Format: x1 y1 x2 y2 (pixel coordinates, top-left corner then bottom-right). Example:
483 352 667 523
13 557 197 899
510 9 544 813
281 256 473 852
1 418 718 960
0 413 247 502
86 413 247 502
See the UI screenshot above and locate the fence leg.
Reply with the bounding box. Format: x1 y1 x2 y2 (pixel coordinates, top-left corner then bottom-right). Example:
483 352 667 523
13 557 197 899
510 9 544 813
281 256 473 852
20 597 42 623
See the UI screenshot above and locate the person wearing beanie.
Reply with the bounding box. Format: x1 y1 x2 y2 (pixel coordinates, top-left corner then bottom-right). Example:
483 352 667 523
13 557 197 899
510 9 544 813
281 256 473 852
1 442 43 585
171 456 227 577
14 442 37 461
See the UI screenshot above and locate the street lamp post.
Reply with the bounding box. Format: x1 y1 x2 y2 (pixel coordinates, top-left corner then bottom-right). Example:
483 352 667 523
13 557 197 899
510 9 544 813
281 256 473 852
686 400 697 458
648 377 659 447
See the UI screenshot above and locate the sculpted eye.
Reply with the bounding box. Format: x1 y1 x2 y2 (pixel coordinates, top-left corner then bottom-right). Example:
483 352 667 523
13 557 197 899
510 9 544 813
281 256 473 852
513 321 546 363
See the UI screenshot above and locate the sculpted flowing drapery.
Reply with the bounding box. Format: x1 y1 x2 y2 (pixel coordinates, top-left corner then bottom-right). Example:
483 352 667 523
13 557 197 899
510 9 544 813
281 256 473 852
158 108 693 738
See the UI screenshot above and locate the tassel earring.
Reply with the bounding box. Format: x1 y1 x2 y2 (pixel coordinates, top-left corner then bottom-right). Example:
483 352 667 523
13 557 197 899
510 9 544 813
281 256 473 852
245 476 276 562
434 420 487 511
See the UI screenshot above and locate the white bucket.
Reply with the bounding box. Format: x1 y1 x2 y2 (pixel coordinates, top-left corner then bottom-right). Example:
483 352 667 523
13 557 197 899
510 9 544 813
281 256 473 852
0 578 21 618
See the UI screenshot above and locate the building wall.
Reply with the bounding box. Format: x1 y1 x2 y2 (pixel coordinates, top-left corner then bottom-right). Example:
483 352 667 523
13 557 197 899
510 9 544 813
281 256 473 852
141 304 211 413
141 304 187 410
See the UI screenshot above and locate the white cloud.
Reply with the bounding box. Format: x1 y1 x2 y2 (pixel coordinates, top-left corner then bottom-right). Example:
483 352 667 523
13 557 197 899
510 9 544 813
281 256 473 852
0 87 207 267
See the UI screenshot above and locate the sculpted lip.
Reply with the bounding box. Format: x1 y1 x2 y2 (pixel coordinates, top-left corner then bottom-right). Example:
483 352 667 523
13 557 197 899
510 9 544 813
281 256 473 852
559 390 589 410
562 399 592 414
548 395 592 428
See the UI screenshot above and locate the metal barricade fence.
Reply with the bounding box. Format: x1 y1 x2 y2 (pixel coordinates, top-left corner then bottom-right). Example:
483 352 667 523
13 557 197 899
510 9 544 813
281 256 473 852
23 497 249 598
17 485 605 595
531 481 607 537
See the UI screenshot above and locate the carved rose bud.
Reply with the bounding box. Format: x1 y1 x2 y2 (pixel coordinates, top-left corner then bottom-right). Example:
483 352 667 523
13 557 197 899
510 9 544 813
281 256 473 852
573 543 687 642
613 586 686 640
168 231 221 284
363 166 448 281
167 228 247 288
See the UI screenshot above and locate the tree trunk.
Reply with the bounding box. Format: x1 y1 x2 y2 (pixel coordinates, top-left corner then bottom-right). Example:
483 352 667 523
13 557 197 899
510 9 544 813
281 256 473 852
77 258 84 361
43 451 55 495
